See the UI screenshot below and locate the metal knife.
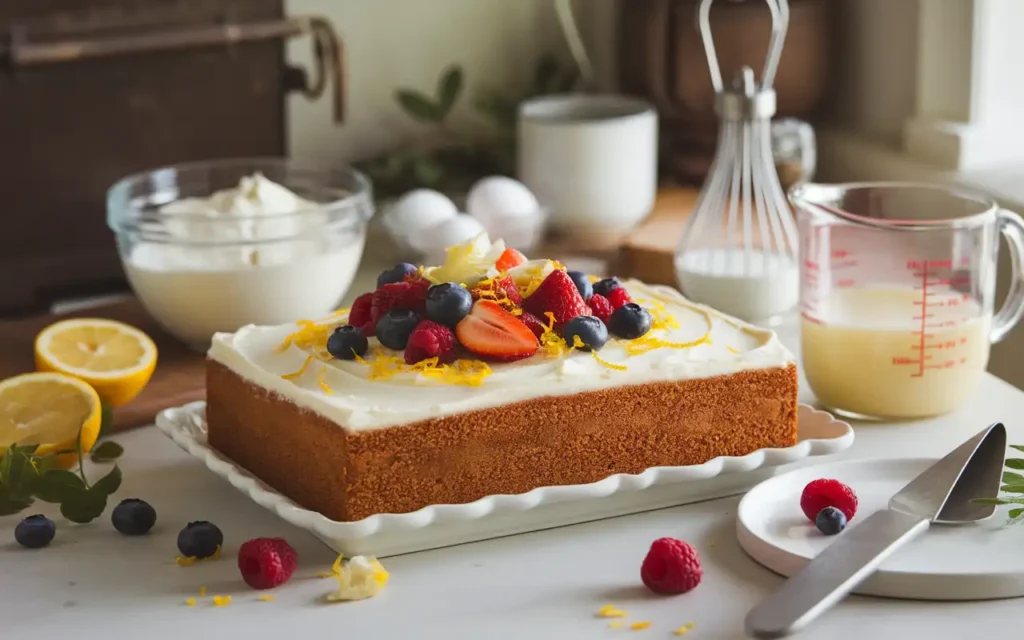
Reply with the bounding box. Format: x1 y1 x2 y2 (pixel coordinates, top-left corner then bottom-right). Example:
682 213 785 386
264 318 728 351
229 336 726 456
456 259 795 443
745 422 1007 639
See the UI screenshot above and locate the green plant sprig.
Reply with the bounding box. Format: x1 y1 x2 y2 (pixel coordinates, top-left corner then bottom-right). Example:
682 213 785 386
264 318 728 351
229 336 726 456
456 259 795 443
972 445 1024 523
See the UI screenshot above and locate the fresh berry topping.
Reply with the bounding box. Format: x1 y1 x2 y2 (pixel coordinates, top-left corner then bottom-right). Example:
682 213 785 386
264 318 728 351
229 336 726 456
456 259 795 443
519 311 548 338
523 270 591 327
800 478 858 522
816 507 848 536
349 293 374 336
562 315 608 352
377 263 418 288
472 275 524 307
405 320 457 364
607 287 632 309
588 293 614 324
237 537 298 590
456 300 539 362
327 325 369 360
111 498 157 536
609 303 653 339
14 514 55 549
376 309 422 350
495 247 528 272
370 281 429 324
640 537 702 595
426 282 473 327
567 270 593 301
592 277 622 298
177 521 224 559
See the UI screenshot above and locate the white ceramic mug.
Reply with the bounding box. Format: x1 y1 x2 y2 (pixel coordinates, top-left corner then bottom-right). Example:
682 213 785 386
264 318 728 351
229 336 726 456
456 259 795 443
517 94 658 240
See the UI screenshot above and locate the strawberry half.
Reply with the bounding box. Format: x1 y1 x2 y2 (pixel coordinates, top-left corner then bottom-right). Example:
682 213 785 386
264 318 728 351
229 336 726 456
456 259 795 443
348 293 375 336
455 300 539 362
523 269 591 328
495 247 528 272
519 311 548 338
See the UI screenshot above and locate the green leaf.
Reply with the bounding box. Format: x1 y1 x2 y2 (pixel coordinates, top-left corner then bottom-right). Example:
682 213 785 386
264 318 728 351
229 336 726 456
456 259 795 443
0 445 13 483
395 90 443 122
0 487 34 516
1004 458 1024 470
92 466 122 496
60 488 108 524
13 444 39 456
34 469 87 504
412 158 444 187
972 497 1012 506
1010 508 1024 519
90 441 124 463
473 93 518 131
98 404 115 439
1002 484 1024 494
436 65 464 115
1003 471 1024 485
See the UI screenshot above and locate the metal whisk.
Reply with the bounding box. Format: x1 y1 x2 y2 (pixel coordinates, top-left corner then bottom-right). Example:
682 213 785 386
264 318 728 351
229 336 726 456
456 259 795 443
674 0 800 324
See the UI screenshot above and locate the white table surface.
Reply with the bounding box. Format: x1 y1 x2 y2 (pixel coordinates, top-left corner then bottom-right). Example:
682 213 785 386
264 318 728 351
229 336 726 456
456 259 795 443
8 262 1024 639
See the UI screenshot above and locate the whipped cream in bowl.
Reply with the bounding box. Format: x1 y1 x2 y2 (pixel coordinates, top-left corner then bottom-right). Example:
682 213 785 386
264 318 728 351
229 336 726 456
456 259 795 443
107 159 374 350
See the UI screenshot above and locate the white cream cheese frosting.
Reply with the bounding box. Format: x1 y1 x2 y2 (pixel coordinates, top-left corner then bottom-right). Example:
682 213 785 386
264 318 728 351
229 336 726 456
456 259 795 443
208 279 795 432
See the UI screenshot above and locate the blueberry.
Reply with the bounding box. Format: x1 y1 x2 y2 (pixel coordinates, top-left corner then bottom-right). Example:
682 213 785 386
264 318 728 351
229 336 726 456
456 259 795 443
377 263 418 288
815 507 847 536
375 309 421 350
177 521 223 559
14 514 55 549
562 315 608 352
111 498 157 536
608 303 653 340
567 271 593 301
425 282 473 327
593 277 622 298
327 325 368 360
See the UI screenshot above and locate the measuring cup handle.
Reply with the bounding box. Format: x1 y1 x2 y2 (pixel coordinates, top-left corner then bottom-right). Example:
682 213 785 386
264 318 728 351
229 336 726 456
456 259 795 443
991 209 1024 343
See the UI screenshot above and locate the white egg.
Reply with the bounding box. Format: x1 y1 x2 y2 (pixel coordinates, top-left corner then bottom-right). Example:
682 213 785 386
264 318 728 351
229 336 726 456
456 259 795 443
387 189 458 252
421 215 486 256
466 176 540 227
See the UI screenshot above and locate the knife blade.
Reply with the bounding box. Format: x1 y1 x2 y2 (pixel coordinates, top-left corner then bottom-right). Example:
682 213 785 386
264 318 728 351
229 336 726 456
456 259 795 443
744 422 1006 639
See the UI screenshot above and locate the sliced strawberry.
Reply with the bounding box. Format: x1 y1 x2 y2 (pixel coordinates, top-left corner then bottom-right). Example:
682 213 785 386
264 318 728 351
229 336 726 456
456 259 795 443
495 247 528 272
455 300 539 362
371 281 429 324
348 293 375 336
519 311 548 339
523 269 591 328
471 274 524 307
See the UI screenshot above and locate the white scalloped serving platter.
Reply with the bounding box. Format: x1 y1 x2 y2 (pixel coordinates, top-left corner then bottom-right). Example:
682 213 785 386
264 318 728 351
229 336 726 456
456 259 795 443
156 402 853 557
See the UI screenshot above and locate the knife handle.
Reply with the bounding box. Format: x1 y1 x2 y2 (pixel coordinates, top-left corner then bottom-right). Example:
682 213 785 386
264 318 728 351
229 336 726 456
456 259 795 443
745 509 930 639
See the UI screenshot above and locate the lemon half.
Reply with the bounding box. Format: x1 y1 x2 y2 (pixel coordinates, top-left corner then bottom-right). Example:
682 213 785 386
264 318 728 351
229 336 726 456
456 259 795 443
35 318 158 407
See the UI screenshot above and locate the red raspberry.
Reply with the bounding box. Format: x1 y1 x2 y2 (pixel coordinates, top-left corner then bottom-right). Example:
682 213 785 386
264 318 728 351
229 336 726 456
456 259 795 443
519 311 548 338
371 281 429 324
640 537 702 595
800 478 858 522
237 537 297 590
588 293 614 324
405 320 457 364
471 275 524 307
348 293 375 336
607 287 632 309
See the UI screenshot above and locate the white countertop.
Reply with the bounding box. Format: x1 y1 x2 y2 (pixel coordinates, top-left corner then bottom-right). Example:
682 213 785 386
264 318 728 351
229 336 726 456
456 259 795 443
8 269 1024 639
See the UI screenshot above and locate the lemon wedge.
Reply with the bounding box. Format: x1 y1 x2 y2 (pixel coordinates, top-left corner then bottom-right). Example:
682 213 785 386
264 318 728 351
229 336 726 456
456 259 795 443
34 318 157 407
426 233 506 286
0 372 102 468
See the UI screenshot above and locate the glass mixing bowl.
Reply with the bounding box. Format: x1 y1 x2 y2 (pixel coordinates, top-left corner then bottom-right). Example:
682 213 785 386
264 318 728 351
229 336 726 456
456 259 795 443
107 158 374 351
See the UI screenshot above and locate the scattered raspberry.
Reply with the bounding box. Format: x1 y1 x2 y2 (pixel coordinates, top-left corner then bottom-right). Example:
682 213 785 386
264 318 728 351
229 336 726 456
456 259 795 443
523 269 591 327
640 537 702 595
519 311 548 338
800 478 858 522
405 320 457 364
495 247 528 272
238 537 298 590
588 293 614 324
349 293 375 336
371 281 429 324
607 287 632 310
472 275 524 307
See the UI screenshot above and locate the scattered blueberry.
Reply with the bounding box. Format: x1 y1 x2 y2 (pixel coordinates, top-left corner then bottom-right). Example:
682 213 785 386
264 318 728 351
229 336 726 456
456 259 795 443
111 498 157 536
815 506 847 536
608 303 653 340
562 315 608 352
177 521 224 559
566 271 593 301
375 309 422 350
425 282 473 327
377 263 418 288
327 325 369 360
592 277 622 298
14 514 55 549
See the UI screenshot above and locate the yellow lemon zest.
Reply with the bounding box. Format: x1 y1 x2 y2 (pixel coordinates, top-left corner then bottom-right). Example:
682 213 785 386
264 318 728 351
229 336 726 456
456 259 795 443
622 305 712 356
539 312 569 358
328 307 351 318
281 354 314 380
598 604 628 618
332 553 344 575
727 346 739 354
473 275 520 312
199 586 207 597
258 595 275 602
176 556 196 567
277 315 345 354
609 621 625 629
630 621 652 631
592 351 627 371
673 623 696 635
185 598 196 607
316 365 334 395
355 346 492 386
212 595 232 607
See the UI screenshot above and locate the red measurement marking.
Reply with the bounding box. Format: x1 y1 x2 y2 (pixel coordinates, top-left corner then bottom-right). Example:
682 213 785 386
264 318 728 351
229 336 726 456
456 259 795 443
837 278 855 288
831 250 849 259
960 257 971 266
960 357 968 364
804 260 820 269
928 260 953 269
800 311 824 325
892 356 917 365
917 261 928 376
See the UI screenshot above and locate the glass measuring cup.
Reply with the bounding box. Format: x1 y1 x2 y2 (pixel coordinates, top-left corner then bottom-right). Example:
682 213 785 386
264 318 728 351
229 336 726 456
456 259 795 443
791 182 1024 420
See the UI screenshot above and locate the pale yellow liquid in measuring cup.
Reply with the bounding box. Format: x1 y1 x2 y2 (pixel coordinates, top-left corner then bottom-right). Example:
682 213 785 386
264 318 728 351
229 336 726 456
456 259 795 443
802 287 991 419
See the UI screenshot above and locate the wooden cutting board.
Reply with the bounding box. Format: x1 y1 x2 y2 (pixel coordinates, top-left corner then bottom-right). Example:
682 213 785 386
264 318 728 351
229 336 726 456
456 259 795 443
0 299 206 432
616 186 700 286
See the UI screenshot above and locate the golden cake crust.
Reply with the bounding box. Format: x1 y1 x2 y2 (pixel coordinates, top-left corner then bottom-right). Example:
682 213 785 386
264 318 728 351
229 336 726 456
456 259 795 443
206 360 798 522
